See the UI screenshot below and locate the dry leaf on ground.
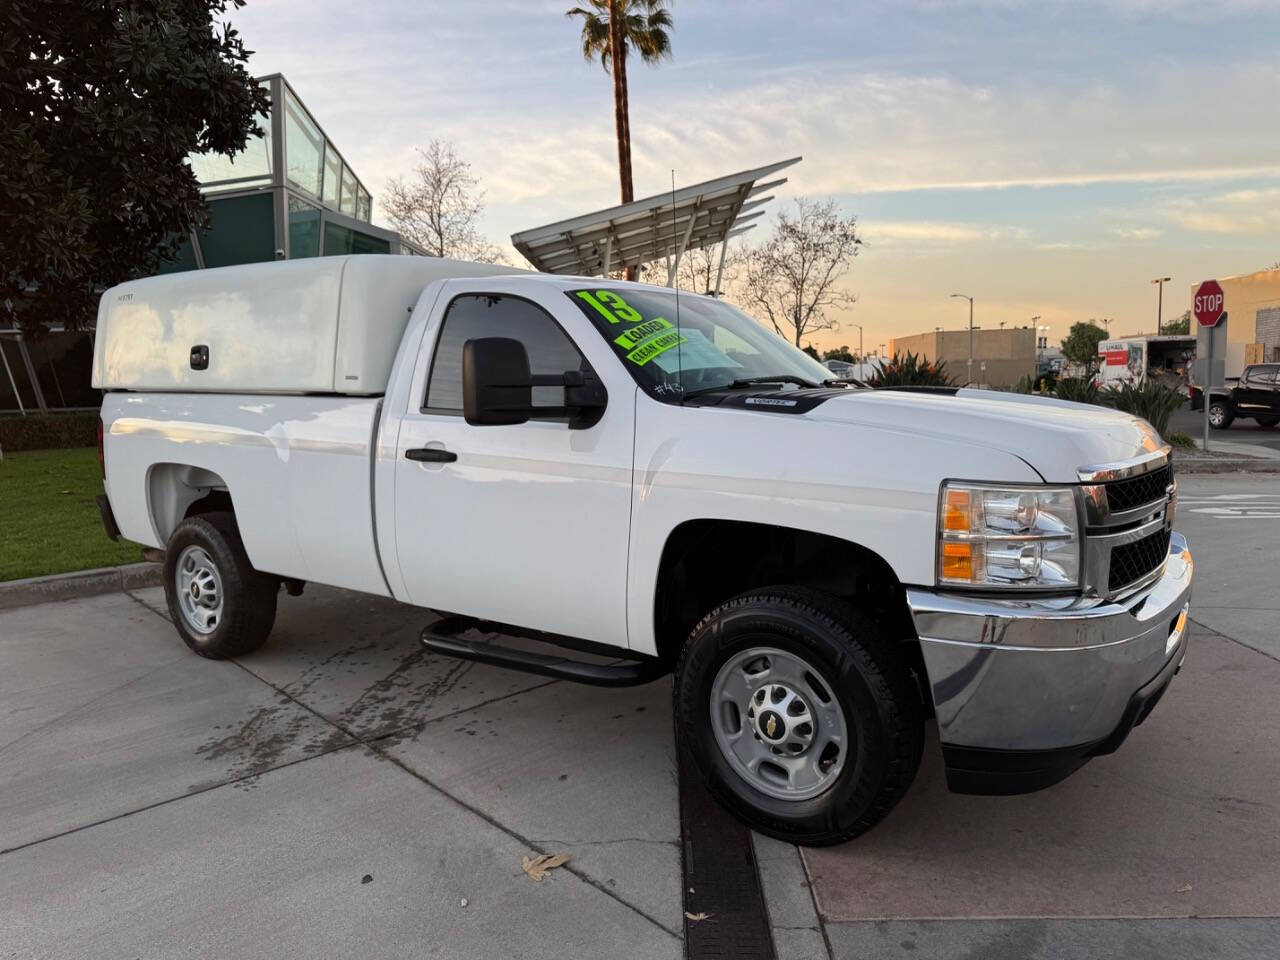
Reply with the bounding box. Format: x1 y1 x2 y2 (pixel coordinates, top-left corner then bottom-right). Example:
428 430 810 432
685 912 713 922
522 853 572 882
1175 883 1193 893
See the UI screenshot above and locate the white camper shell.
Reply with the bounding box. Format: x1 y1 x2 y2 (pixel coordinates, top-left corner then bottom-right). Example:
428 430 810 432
91 256 519 395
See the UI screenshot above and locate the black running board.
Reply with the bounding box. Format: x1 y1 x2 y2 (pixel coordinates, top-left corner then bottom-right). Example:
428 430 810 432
420 616 668 688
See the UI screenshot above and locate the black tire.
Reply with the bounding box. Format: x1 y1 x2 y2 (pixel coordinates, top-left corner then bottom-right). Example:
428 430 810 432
1256 417 1278 428
675 586 923 846
1208 401 1233 430
163 512 277 659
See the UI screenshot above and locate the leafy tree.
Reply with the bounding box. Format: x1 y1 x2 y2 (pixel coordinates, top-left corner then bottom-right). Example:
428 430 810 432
1164 309 1191 336
1 0 269 334
869 351 952 387
823 345 856 363
383 140 504 262
801 344 820 360
743 198 862 348
1059 321 1108 372
566 0 673 280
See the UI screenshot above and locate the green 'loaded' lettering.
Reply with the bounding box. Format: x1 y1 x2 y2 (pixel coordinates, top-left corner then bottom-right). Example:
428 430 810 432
613 317 673 349
626 330 687 366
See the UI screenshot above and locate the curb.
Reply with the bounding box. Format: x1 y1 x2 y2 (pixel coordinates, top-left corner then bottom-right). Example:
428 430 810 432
0 562 163 612
1175 458 1280 474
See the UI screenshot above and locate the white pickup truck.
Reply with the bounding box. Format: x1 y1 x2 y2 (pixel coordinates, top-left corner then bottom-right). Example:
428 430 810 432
93 255 1192 845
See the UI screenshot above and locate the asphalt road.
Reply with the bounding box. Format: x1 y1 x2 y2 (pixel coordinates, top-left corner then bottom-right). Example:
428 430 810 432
2 472 1278 959
1169 405 1280 450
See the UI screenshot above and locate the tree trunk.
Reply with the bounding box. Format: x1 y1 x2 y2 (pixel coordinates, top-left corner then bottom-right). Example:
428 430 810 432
608 1 638 280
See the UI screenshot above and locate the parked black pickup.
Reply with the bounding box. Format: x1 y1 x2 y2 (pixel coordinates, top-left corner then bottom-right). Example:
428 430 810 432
1191 363 1280 429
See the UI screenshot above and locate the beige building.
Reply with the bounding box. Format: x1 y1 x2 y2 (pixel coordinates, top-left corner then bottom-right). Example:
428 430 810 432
889 327 1036 387
1193 267 1280 382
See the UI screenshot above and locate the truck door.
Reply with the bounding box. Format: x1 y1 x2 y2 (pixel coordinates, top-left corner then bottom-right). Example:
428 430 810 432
1237 366 1268 412
391 282 634 649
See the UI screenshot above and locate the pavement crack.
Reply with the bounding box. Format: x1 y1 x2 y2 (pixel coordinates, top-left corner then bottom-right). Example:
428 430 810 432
1190 617 1280 665
0 740 358 857
124 588 171 622
224 658 682 942
528 837 680 848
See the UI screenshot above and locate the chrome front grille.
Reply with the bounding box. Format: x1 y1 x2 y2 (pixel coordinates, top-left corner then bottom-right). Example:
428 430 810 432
1107 527 1172 592
1079 447 1175 599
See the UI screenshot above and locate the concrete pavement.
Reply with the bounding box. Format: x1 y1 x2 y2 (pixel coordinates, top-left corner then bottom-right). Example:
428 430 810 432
2 472 1278 959
1 585 681 959
797 472 1280 959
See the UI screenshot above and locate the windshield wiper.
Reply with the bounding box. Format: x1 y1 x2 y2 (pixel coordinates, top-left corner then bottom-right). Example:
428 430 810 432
822 377 869 389
680 374 820 402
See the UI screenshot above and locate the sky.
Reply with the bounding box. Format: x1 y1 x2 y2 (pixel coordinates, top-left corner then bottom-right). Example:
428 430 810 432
225 0 1280 353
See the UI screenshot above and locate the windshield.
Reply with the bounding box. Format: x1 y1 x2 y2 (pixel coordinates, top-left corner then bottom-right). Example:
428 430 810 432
566 286 833 401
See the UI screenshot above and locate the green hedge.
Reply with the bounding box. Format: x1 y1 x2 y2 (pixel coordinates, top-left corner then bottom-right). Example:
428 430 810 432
0 412 98 452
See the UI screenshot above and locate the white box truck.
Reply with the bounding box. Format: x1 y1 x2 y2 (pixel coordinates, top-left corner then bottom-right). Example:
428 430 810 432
93 256 1192 845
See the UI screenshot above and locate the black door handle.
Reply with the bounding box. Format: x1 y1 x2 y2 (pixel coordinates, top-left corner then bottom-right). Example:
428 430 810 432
405 447 457 463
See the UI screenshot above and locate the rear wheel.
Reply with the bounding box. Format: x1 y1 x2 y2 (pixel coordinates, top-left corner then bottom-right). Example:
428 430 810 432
675 586 923 846
163 513 277 659
1208 401 1233 429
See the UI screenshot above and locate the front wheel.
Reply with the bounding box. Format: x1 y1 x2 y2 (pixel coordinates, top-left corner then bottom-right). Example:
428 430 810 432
163 512 277 659
1208 401 1233 429
675 587 923 846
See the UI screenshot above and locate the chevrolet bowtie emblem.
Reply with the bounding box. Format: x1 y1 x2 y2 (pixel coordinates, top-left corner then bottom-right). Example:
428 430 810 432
766 714 778 738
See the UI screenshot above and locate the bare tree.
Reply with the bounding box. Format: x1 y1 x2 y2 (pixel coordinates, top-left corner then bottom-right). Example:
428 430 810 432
743 198 862 347
383 140 504 262
636 241 744 295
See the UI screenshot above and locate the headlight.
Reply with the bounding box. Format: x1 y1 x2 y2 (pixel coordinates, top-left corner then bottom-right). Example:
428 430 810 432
937 483 1081 589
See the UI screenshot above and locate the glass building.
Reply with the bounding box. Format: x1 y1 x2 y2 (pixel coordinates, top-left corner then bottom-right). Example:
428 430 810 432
167 73 423 270
2 74 423 415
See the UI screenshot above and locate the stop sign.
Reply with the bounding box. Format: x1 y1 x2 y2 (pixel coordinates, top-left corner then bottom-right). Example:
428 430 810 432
1194 280 1225 327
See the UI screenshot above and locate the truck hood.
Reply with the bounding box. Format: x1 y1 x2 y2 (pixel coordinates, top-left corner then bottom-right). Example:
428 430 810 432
806 388 1166 483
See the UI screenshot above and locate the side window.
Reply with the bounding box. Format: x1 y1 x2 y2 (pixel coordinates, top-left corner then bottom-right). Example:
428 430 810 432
425 294 586 413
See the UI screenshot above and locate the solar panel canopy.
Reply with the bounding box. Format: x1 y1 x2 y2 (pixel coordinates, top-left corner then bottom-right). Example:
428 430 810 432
510 158 800 285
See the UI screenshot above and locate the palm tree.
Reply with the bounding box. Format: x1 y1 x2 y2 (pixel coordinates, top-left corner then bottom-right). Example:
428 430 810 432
566 0 673 278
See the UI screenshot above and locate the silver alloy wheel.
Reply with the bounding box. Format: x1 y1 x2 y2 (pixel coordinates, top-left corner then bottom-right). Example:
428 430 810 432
1208 403 1226 427
709 646 849 801
175 545 223 635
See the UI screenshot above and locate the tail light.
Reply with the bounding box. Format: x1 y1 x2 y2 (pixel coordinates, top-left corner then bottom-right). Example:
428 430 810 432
97 417 105 478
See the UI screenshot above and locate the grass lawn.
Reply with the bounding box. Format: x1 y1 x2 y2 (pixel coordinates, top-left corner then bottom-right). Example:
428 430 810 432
0 447 141 581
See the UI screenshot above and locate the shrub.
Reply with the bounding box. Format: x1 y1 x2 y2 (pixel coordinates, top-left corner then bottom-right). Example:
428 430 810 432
0 412 98 452
1054 377 1100 405
869 351 954 388
1011 374 1037 394
1166 432 1196 449
1100 380 1186 437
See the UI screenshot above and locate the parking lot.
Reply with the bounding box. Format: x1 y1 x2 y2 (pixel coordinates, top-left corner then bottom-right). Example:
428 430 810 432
1170 406 1280 453
3 472 1279 960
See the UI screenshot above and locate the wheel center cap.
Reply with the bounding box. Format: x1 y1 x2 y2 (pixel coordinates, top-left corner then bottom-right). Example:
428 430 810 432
757 709 786 741
190 583 200 598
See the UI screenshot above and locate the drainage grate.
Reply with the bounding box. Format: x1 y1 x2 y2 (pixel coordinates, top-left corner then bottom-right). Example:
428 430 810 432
678 740 776 960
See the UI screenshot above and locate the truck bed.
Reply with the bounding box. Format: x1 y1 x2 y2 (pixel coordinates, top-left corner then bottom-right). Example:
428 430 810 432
102 393 391 596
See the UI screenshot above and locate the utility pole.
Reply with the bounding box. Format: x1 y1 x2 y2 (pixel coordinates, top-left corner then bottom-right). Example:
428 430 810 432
847 322 864 365
951 293 974 384
1151 277 1172 336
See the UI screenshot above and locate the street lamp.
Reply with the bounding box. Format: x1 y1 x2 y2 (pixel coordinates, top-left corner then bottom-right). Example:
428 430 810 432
1151 277 1171 335
951 293 974 384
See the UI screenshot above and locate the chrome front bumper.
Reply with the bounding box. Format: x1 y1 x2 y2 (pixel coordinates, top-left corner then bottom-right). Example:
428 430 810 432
907 531 1193 763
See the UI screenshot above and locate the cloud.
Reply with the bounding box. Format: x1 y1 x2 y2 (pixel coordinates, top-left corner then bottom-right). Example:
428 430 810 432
1109 227 1163 240
1165 187 1280 233
866 221 1030 246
